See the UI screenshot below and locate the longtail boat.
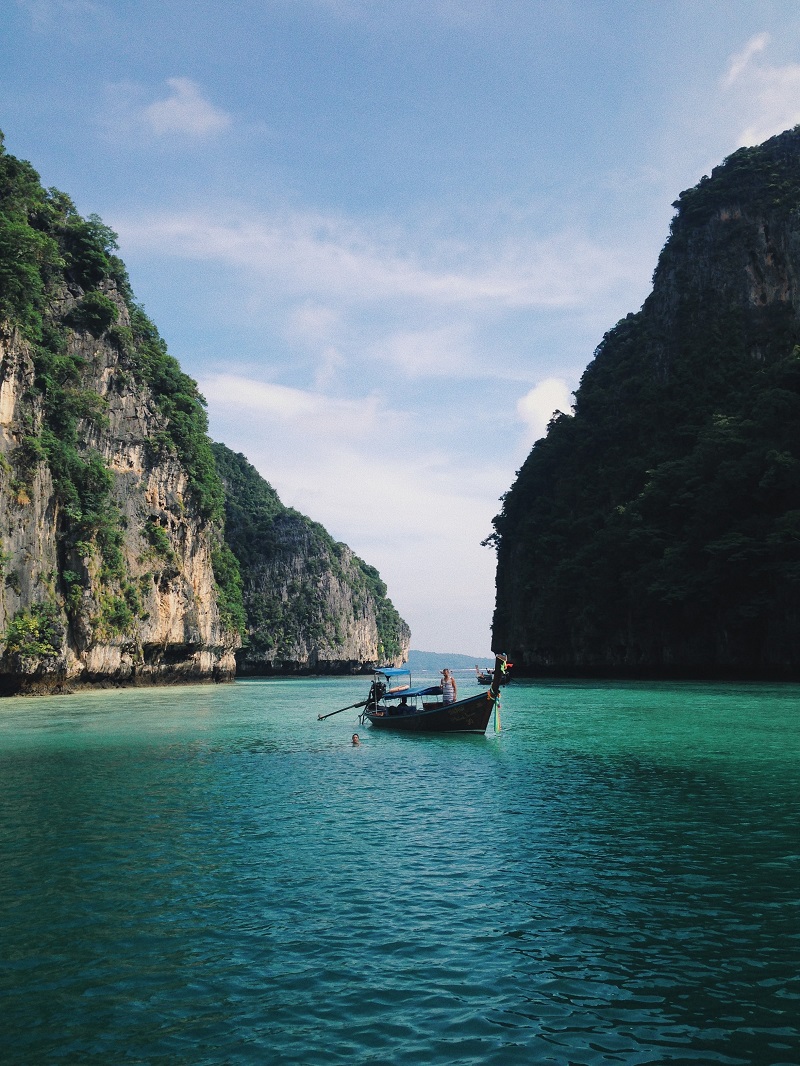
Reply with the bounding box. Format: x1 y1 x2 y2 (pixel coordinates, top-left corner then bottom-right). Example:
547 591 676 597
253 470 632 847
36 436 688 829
359 654 510 734
475 662 512 685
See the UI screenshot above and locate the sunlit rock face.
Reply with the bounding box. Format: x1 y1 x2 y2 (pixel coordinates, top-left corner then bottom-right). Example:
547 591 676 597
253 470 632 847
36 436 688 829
0 137 408 692
491 127 800 679
0 311 238 695
0 137 243 693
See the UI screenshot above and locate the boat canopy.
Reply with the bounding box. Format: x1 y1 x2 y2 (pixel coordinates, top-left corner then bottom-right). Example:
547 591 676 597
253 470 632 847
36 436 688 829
381 685 442 700
376 667 410 677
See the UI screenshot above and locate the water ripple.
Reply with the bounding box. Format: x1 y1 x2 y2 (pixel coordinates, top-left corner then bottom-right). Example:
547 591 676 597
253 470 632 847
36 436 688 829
1 678 799 1063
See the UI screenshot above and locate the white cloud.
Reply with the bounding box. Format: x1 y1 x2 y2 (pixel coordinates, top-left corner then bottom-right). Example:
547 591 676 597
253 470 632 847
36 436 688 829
312 346 346 390
199 372 393 437
516 377 573 446
142 78 231 138
115 207 628 310
203 375 507 654
723 33 770 88
281 305 345 388
721 34 800 146
101 78 231 142
285 303 342 346
378 325 476 378
197 369 499 545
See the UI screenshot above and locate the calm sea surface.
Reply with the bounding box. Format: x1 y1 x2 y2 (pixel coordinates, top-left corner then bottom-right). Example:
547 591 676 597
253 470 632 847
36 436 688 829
1 675 799 1065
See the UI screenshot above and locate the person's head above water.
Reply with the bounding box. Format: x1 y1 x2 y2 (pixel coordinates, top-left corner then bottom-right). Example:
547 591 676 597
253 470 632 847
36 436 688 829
352 733 360 745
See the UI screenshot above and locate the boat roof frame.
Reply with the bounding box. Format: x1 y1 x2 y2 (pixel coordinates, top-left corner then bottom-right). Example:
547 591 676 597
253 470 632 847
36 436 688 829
380 685 441 699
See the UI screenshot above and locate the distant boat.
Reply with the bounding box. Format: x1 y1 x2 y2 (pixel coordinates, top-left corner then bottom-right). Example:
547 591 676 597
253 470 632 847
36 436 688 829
358 654 510 734
475 661 512 685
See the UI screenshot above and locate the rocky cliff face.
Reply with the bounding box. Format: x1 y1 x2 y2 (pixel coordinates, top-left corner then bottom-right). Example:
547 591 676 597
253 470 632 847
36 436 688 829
212 444 410 674
0 134 410 691
490 128 800 678
0 310 238 693
0 137 241 692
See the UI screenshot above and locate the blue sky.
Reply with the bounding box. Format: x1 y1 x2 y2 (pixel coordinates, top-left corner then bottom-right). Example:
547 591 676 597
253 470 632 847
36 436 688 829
3 1 800 655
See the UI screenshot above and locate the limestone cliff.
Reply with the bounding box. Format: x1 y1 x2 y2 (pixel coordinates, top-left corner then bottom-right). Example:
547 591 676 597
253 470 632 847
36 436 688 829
212 444 410 673
0 133 410 691
0 137 242 692
490 127 800 678
0 309 239 693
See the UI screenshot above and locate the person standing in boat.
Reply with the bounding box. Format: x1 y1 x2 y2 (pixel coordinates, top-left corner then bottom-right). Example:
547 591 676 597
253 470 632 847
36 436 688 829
441 668 457 704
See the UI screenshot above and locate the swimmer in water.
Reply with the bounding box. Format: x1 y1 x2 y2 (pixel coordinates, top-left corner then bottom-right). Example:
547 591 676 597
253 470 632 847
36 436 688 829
352 733 360 745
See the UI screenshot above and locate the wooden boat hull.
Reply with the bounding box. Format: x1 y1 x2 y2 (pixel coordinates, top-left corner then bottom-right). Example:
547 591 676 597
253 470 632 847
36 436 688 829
363 691 494 733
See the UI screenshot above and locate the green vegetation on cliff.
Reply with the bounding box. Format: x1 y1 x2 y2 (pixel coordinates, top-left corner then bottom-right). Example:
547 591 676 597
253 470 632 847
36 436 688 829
1 132 405 679
0 131 224 527
490 127 800 677
0 132 243 649
212 443 408 668
3 601 63 659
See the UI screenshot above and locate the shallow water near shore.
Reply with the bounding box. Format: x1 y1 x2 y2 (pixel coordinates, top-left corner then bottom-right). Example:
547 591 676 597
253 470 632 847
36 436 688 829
1 675 799 1064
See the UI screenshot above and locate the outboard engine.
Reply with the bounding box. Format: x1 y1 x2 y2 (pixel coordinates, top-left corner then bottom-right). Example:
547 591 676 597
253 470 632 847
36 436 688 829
367 680 386 709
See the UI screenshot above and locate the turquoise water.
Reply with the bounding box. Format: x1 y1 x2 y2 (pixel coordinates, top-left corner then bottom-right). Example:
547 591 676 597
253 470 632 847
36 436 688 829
1 676 799 1064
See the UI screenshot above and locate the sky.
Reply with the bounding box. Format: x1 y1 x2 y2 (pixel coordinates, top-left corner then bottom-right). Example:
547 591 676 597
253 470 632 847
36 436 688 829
3 1 800 656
